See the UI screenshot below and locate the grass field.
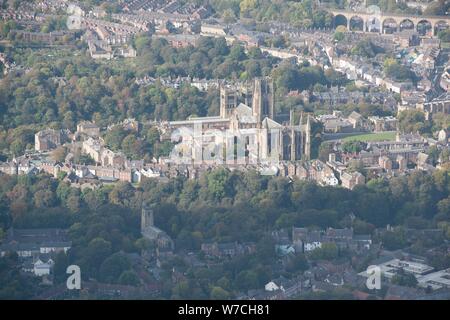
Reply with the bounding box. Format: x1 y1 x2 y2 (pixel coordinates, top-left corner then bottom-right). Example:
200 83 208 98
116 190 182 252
342 131 396 142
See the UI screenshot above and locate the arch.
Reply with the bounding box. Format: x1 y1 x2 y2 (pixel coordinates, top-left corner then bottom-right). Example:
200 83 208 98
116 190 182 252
382 18 398 34
434 20 449 36
366 16 381 33
349 16 364 31
334 14 348 29
417 20 432 36
399 19 414 31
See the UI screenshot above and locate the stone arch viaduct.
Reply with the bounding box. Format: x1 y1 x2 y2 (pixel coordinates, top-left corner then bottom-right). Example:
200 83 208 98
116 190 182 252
330 9 450 36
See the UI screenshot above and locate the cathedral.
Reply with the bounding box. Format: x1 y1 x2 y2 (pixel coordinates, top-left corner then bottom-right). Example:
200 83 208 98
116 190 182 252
166 77 312 165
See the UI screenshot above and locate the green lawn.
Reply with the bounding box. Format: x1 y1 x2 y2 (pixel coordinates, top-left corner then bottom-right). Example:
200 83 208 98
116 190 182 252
342 131 396 142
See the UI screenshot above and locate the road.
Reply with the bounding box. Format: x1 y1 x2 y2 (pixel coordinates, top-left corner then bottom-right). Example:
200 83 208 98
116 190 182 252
430 47 449 99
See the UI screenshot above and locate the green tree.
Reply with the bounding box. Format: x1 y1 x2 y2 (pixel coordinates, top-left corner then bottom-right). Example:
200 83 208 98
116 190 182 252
310 243 339 260
53 251 69 284
438 29 450 42
384 58 414 82
342 140 365 153
382 229 407 250
206 168 231 201
83 238 112 276
333 31 345 42
118 270 140 286
398 110 429 134
210 286 230 299
100 252 131 283
391 270 418 287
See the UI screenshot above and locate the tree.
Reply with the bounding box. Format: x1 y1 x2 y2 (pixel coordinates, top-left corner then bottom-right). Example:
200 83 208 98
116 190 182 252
438 29 450 43
66 195 82 213
325 68 347 87
109 182 136 207
118 270 140 286
206 168 231 201
134 35 152 54
53 251 69 284
318 142 334 162
334 31 345 42
383 58 414 82
104 127 127 151
222 9 237 24
382 229 407 250
235 270 259 291
83 238 112 276
309 243 339 260
437 197 450 221
285 253 309 273
342 140 365 153
398 110 429 134
240 0 257 15
245 60 261 79
391 270 418 287
51 146 67 162
171 280 191 299
273 64 300 92
247 47 262 59
33 189 56 208
100 252 131 283
135 237 154 252
351 39 383 58
424 0 448 15
210 286 230 299
229 43 247 61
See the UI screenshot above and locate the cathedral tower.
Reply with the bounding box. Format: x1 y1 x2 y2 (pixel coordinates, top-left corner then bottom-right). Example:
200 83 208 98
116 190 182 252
220 84 238 119
252 77 274 123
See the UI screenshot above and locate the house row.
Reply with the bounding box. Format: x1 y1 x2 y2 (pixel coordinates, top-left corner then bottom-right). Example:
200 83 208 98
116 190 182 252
316 111 369 133
0 228 71 258
82 137 127 167
332 54 414 94
279 159 339 187
201 242 257 259
291 227 372 253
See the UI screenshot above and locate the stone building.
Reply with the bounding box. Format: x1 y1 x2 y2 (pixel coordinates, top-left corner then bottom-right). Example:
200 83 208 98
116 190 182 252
141 204 174 251
165 77 312 164
76 121 100 137
35 129 62 151
340 171 365 190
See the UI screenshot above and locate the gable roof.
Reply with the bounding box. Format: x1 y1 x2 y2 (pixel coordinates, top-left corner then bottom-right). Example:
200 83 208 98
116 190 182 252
261 117 282 129
348 111 363 121
234 103 257 123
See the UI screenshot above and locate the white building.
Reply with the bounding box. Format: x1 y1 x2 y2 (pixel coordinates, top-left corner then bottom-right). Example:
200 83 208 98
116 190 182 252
33 258 54 276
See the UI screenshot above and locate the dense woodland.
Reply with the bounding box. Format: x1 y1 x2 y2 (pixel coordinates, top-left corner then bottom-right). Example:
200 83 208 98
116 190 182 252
0 166 449 298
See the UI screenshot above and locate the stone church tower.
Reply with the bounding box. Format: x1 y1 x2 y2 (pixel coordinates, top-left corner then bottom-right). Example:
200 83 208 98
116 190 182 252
252 77 274 123
141 203 174 251
141 203 154 234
